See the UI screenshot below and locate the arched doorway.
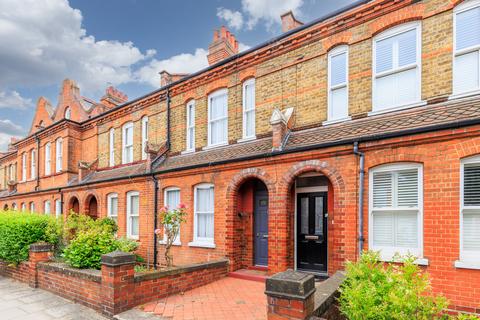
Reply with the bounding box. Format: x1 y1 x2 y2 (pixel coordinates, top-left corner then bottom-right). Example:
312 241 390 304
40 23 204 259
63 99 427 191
3 204 8 211
69 196 80 214
236 179 269 269
85 195 98 219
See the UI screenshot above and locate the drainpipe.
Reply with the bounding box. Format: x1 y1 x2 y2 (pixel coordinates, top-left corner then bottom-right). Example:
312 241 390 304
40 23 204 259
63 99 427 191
353 141 365 258
166 89 171 149
59 188 63 216
34 134 40 191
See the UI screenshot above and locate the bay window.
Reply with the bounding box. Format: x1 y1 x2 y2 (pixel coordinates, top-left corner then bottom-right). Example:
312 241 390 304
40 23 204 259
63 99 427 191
373 22 421 112
327 45 349 122
208 89 228 147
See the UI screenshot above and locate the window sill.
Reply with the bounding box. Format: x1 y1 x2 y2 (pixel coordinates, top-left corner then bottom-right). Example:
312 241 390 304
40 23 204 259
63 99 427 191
322 117 352 126
454 260 480 270
158 240 182 246
378 255 429 266
127 236 139 241
449 90 480 101
237 136 256 143
181 149 195 155
202 143 228 151
368 101 427 117
188 241 216 249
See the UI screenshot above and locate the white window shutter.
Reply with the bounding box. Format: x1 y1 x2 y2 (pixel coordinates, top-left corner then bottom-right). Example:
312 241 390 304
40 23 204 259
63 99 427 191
397 29 417 67
330 53 347 86
397 169 419 207
373 172 393 208
395 212 418 248
463 163 480 206
463 211 480 251
456 7 480 51
376 37 394 73
373 212 394 247
454 51 479 94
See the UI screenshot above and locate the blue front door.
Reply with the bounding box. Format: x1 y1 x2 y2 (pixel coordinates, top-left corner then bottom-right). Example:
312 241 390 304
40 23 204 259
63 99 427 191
254 190 268 266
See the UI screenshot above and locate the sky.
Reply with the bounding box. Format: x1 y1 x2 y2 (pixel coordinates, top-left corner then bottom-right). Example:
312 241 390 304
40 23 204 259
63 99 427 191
0 0 355 152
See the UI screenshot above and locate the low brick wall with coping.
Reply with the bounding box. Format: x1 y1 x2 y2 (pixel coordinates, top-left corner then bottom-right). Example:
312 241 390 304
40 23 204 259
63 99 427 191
0 242 229 317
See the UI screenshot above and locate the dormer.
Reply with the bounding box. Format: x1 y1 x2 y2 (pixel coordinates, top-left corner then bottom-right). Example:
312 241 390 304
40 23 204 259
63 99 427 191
52 79 89 123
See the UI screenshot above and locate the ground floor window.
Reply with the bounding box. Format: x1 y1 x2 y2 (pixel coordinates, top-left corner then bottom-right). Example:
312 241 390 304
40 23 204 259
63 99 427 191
164 187 181 245
44 200 51 215
29 202 35 212
55 199 62 218
107 193 118 225
126 191 139 239
191 184 214 247
369 163 423 260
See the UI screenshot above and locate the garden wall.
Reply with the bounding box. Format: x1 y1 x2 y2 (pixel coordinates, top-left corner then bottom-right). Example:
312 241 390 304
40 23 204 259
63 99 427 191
0 243 229 317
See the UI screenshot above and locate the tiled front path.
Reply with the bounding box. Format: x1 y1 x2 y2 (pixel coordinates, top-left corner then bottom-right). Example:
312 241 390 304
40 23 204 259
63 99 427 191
136 277 267 320
0 276 107 320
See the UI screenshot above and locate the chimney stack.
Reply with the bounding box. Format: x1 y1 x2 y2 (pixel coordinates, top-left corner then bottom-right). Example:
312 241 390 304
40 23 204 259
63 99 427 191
270 107 294 151
159 70 188 87
281 11 303 33
207 26 239 66
100 86 128 108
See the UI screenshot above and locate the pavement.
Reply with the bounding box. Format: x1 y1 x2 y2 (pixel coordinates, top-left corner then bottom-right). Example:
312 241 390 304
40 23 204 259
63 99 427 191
0 276 108 320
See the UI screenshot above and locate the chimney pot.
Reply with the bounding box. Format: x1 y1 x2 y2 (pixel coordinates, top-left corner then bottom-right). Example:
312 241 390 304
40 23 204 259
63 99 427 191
207 26 240 65
281 11 304 33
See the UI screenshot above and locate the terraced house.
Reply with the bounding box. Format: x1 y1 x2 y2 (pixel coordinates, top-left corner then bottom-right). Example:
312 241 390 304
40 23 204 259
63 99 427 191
1 0 480 314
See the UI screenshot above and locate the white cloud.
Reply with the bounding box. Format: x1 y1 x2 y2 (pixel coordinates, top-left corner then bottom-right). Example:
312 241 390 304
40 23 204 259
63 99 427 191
0 119 25 152
217 8 244 30
0 91 33 110
0 133 15 152
0 0 154 94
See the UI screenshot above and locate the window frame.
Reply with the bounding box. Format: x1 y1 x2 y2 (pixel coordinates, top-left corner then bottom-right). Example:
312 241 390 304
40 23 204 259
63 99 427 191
185 100 196 152
21 152 27 182
190 183 215 248
21 203 26 212
44 142 51 176
109 128 115 167
55 138 63 173
207 89 228 148
141 116 149 160
452 0 480 96
242 78 256 140
327 45 350 123
30 149 36 180
372 22 423 113
107 193 118 224
44 200 51 215
29 202 35 213
368 162 424 262
122 122 134 164
126 191 140 239
458 155 480 266
55 199 62 218
162 187 182 245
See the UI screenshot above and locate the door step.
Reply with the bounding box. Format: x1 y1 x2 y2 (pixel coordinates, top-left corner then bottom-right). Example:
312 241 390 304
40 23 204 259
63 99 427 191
228 269 268 283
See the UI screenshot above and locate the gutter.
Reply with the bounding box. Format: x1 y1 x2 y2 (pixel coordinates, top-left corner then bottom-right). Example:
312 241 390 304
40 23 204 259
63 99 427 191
4 116 480 198
353 142 365 257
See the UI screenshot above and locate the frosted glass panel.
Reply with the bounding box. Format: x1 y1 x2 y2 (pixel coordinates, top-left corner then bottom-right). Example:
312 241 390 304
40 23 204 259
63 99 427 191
314 197 323 236
300 197 308 235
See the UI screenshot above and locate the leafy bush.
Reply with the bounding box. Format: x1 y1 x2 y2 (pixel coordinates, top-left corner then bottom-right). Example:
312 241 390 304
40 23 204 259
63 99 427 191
339 251 448 320
0 210 62 264
116 236 139 252
64 212 117 243
63 229 118 269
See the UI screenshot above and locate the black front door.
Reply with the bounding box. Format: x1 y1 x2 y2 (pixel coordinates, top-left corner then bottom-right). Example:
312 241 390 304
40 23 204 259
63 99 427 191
254 190 268 266
296 192 327 272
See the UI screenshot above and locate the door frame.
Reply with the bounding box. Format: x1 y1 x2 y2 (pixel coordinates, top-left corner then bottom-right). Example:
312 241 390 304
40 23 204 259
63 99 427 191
294 180 328 275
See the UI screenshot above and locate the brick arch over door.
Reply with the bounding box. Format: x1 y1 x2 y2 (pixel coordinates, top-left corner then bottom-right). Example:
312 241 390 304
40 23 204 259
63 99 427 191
224 168 276 271
274 160 347 274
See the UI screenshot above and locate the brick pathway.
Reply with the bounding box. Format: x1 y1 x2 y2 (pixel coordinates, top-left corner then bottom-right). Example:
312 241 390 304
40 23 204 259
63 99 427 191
136 277 267 320
0 276 107 320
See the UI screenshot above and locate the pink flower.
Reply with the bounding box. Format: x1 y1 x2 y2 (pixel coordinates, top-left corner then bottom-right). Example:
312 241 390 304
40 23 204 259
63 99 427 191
178 203 186 209
154 229 162 235
159 206 168 213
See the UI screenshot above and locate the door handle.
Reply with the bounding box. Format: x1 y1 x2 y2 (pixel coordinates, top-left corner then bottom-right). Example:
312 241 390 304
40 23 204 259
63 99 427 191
263 235 269 239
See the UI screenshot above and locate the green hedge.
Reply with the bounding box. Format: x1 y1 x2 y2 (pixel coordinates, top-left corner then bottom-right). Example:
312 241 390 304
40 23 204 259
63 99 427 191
0 210 62 264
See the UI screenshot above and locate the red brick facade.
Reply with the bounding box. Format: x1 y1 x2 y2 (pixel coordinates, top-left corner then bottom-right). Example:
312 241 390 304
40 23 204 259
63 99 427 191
1 0 480 314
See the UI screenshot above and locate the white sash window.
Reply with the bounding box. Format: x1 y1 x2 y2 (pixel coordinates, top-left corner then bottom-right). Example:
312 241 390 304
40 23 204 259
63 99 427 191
327 46 349 122
242 79 256 139
190 184 215 247
55 199 62 218
44 142 51 176
163 187 181 245
122 122 134 164
369 163 423 260
208 89 228 147
141 116 149 160
30 149 36 180
107 193 118 224
186 101 195 152
21 153 27 181
127 191 139 239
44 200 51 215
109 128 115 167
55 138 63 173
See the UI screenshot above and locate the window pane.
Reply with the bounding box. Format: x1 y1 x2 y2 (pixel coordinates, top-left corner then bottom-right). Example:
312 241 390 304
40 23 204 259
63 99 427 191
330 52 347 86
314 197 323 236
166 190 180 210
245 110 255 137
300 197 309 234
244 83 255 111
330 86 348 120
376 36 394 73
197 213 207 237
464 163 480 206
398 29 417 67
454 51 479 93
397 169 418 207
456 7 480 51
373 172 393 208
373 212 394 246
464 211 480 250
131 217 139 236
375 73 397 109
395 211 418 248
211 94 227 119
395 67 417 106
197 187 213 212
131 195 139 215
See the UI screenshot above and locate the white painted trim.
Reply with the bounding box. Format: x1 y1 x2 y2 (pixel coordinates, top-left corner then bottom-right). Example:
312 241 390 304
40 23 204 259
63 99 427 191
327 45 349 122
368 162 424 261
372 21 422 113
207 89 229 147
237 136 257 143
141 116 149 160
242 78 256 140
455 260 480 270
322 116 352 126
449 90 480 101
188 241 216 249
185 100 196 152
367 101 427 117
109 128 115 167
122 122 134 164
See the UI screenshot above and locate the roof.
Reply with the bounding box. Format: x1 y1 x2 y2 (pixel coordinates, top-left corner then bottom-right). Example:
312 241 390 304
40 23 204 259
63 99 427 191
69 162 147 185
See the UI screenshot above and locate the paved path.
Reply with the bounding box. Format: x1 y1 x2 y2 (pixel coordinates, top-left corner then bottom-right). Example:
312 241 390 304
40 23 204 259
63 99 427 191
117 277 267 320
0 276 108 320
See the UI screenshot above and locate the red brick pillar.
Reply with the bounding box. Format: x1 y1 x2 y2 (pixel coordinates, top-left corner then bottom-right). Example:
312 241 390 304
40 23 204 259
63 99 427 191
100 251 136 316
265 270 316 319
28 242 53 288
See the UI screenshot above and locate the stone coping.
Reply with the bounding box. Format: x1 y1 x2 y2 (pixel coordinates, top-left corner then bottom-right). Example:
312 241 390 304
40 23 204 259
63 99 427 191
37 262 102 283
134 259 229 282
313 271 346 317
265 269 316 300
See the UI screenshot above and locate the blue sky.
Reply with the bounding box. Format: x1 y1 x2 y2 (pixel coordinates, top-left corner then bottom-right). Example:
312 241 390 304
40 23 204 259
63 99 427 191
0 0 354 151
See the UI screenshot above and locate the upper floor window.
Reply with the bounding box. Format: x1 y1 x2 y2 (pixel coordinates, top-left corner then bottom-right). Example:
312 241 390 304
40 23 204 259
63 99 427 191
55 138 63 173
55 199 62 218
164 187 181 245
122 122 134 164
208 89 228 147
30 149 36 180
191 183 215 247
107 193 118 224
459 156 480 266
64 107 71 120
44 200 51 215
242 79 256 139
21 153 27 182
8 164 15 182
141 116 149 160
186 100 196 152
369 163 423 261
126 191 140 239
373 22 421 112
453 0 480 95
328 46 349 122
109 128 115 167
44 142 51 176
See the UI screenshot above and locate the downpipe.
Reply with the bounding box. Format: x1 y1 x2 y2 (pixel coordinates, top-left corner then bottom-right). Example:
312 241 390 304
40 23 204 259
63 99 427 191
353 142 365 257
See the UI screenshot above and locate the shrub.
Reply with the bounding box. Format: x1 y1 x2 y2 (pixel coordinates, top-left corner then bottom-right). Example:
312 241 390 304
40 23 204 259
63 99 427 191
64 212 117 243
63 229 118 269
0 210 62 264
339 251 448 320
116 236 139 253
